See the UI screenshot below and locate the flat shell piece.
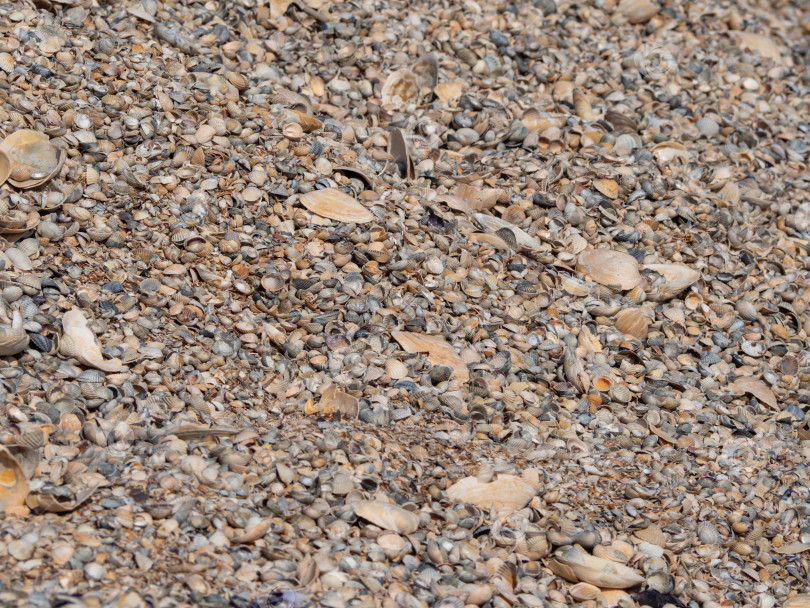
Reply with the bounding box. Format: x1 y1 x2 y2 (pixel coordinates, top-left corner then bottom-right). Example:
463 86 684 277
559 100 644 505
731 376 779 410
300 188 373 224
392 331 469 381
446 474 536 515
473 213 542 251
577 250 642 290
354 500 419 534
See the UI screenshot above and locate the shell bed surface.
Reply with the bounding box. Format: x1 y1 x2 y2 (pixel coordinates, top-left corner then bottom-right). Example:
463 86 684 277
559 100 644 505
0 0 808 607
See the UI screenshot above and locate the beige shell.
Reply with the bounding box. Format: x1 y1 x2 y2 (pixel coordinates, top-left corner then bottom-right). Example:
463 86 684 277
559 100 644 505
286 109 322 133
381 69 420 109
634 525 666 547
0 446 28 512
643 264 701 301
446 474 536 515
353 500 419 534
614 307 649 339
473 213 542 251
0 129 65 189
0 150 10 187
547 545 645 589
593 178 619 199
577 250 642 290
392 331 469 382
570 582 601 601
618 0 659 23
572 88 595 121
731 376 778 410
300 188 374 224
385 359 409 380
734 31 785 63
62 308 124 372
447 184 501 213
435 80 464 105
783 596 810 608
0 311 29 356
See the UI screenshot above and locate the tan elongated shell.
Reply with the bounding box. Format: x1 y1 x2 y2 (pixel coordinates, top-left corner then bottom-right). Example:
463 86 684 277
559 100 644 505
353 500 419 534
473 213 542 252
300 188 374 224
614 307 649 339
577 250 642 290
643 264 701 301
783 595 810 608
446 474 536 515
547 545 645 589
0 446 28 512
392 331 469 382
388 128 413 180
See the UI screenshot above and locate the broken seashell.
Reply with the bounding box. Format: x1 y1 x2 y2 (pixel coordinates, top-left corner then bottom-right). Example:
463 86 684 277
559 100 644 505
62 308 124 372
577 250 642 290
353 500 419 534
446 474 536 515
547 545 645 589
0 130 65 189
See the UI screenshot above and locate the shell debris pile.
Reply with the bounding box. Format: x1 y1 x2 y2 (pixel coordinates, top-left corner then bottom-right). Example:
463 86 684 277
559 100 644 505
0 0 808 606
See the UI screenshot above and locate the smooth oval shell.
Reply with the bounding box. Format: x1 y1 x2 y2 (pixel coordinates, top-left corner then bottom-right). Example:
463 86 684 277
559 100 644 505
353 500 419 534
643 264 701 301
547 545 645 589
300 188 373 224
614 307 649 339
446 475 535 515
577 250 642 290
0 129 65 188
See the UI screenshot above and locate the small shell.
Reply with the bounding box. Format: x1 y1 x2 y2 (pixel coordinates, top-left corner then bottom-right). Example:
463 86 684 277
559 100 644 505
610 384 633 403
614 307 649 339
697 521 721 545
736 300 757 321
385 359 409 380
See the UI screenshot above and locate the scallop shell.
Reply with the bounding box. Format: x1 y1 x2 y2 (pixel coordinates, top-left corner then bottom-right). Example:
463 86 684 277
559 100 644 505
353 500 419 534
385 359 408 380
0 130 65 189
593 178 619 199
634 525 666 547
547 545 645 589
736 300 757 321
577 250 642 290
446 474 536 515
643 264 701 301
300 188 373 224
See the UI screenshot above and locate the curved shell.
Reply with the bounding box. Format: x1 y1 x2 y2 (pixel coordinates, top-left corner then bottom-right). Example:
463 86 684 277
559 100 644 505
353 500 419 534
385 359 408 380
61 308 124 372
381 68 421 109
614 307 649 339
410 53 438 90
547 545 645 589
0 150 10 187
577 250 642 290
0 446 28 512
392 331 469 382
300 188 373 224
473 213 542 251
0 311 29 356
0 130 65 189
446 474 536 515
642 264 701 301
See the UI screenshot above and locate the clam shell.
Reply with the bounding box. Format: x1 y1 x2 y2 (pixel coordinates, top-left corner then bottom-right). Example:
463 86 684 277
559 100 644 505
577 250 642 290
62 308 124 372
473 213 542 251
300 188 373 224
0 150 10 187
410 53 438 90
547 545 645 589
731 376 778 410
614 307 649 339
450 184 501 213
381 69 420 109
446 474 535 515
618 0 659 23
353 500 419 534
4 247 32 271
0 311 29 356
388 128 413 180
0 129 65 189
697 521 721 545
435 80 464 105
643 264 701 301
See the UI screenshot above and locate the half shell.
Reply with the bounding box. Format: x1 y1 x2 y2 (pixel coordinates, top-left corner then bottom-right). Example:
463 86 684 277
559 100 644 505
643 264 701 301
473 213 542 251
62 308 125 372
577 250 642 290
0 130 65 189
446 474 536 515
353 500 419 534
0 446 28 512
392 331 469 381
300 188 374 224
547 545 645 589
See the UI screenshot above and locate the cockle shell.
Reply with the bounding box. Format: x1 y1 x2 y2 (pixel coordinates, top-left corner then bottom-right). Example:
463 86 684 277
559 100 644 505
0 129 65 189
0 311 29 356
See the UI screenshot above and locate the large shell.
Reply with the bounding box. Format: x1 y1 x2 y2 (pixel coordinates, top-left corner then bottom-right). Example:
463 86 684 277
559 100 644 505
0 150 10 187
643 264 701 301
410 53 438 90
62 308 124 372
381 69 420 109
577 250 642 290
731 376 778 410
547 545 645 589
446 474 536 515
0 130 65 188
473 213 542 251
300 188 374 224
435 80 464 105
614 307 649 339
0 447 28 513
353 500 419 534
392 331 469 381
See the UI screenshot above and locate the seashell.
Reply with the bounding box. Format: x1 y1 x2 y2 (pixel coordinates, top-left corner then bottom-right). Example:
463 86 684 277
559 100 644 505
36 221 64 241
634 525 666 547
446 474 535 515
0 151 10 188
474 213 542 251
572 88 595 121
495 227 517 250
410 53 438 91
225 71 249 91
283 122 304 141
570 582 600 601
610 384 632 404
577 250 642 290
614 307 649 339
435 80 464 105
0 130 65 189
547 545 645 589
286 109 322 133
388 129 413 180
4 248 32 271
300 188 373 224
783 596 810 608
385 359 408 380
353 500 419 534
429 365 453 384
392 331 469 382
62 309 124 372
618 0 659 23
731 376 778 410
0 446 29 512
643 264 701 301
106 232 125 248
28 333 52 354
382 69 421 109
593 178 619 199
0 53 13 74
697 521 721 545
0 311 29 356
734 31 785 63
736 300 757 321
561 276 591 297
